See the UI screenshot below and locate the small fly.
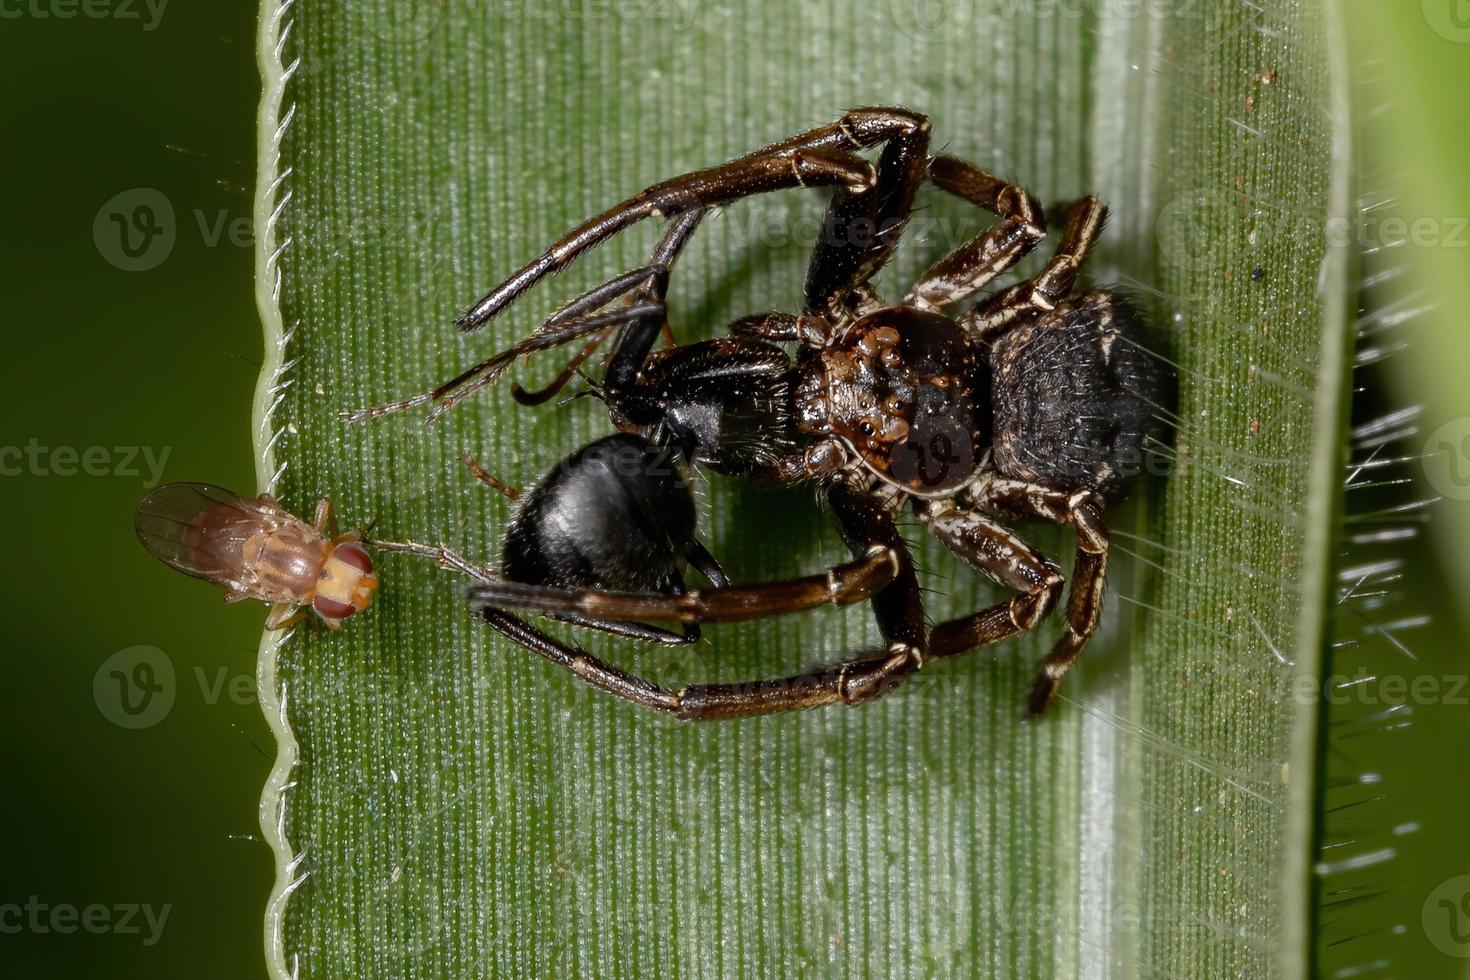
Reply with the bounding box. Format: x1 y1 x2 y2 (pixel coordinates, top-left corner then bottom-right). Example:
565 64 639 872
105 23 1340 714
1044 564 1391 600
134 483 378 629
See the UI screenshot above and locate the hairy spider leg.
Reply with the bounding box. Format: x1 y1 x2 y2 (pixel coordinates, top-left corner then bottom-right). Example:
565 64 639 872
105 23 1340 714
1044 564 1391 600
906 154 1049 311
959 195 1109 340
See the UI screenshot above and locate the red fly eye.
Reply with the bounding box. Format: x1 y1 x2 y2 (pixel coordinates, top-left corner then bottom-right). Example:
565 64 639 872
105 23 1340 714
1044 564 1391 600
312 594 356 621
333 543 374 574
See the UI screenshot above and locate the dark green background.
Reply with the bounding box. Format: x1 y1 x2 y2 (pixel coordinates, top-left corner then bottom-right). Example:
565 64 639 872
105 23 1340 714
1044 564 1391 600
3 3 270 977
0 3 1465 977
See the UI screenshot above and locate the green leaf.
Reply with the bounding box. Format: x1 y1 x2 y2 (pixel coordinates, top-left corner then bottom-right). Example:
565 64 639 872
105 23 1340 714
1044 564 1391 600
252 1 1350 976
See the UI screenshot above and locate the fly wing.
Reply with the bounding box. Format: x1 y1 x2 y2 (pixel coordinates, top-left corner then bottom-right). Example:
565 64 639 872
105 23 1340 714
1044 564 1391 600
134 483 297 596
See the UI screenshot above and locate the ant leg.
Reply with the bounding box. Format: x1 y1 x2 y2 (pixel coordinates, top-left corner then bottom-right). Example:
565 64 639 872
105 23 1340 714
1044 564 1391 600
511 332 607 406
495 261 667 409
466 544 901 624
907 155 1047 312
684 540 729 588
966 475 1110 714
460 453 521 501
918 500 1064 659
455 149 875 331
960 197 1108 340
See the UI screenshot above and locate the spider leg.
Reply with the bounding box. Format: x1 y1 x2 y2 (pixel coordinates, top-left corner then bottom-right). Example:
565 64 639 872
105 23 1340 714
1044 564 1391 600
675 480 930 718
361 211 703 423
959 196 1108 340
456 107 930 333
919 500 1065 661
466 543 901 624
906 154 1047 311
728 311 830 346
743 105 931 158
474 479 926 719
350 149 873 424
455 149 876 332
473 608 918 719
965 475 1110 714
803 112 931 317
544 611 696 647
344 298 666 424
514 209 708 405
824 479 927 661
368 538 697 646
675 649 920 719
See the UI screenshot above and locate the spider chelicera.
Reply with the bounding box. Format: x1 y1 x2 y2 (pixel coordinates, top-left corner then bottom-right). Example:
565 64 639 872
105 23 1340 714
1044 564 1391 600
353 106 1168 718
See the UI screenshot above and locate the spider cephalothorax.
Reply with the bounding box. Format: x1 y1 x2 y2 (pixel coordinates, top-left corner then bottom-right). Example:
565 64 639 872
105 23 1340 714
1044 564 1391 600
793 306 989 496
354 107 1169 718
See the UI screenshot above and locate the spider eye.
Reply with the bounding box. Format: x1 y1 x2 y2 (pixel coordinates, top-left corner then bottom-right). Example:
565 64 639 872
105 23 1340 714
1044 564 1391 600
858 421 875 438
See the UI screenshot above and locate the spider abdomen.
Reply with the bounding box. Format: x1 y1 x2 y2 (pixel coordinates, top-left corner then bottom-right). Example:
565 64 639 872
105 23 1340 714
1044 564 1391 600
989 290 1165 502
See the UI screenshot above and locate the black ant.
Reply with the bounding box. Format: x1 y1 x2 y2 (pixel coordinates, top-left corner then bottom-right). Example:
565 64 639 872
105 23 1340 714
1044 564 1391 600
353 107 1169 717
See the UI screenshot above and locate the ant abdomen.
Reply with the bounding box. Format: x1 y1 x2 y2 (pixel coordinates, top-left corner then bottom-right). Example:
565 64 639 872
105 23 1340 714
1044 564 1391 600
500 434 702 596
